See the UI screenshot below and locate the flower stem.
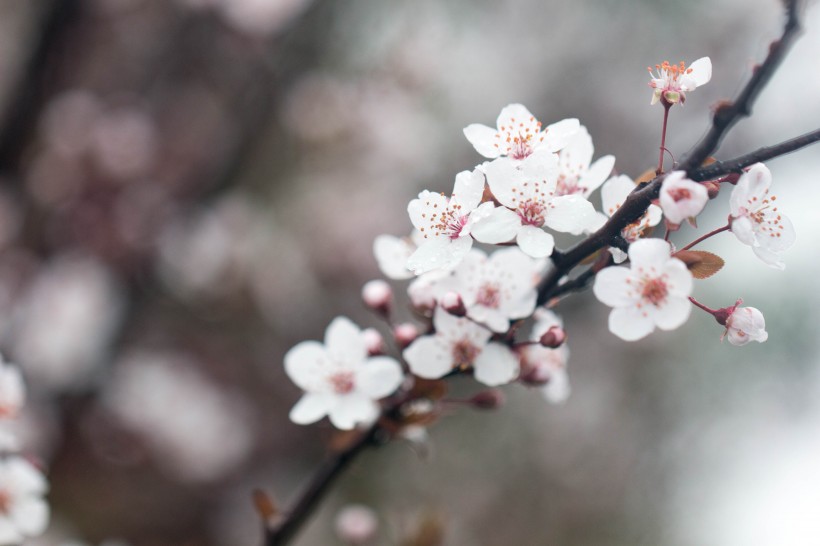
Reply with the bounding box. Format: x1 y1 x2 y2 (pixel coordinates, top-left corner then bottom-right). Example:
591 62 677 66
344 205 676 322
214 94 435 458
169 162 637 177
678 223 731 251
689 296 719 316
657 104 672 174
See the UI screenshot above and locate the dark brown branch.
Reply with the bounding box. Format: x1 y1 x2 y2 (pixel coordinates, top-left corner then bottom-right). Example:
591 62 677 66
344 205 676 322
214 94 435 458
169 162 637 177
264 425 380 546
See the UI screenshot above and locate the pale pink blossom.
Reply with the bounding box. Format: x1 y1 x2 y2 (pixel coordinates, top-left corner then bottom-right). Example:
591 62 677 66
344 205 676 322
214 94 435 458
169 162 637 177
403 308 519 386
463 104 579 161
334 504 378 544
0 456 49 544
554 126 615 198
648 57 711 105
518 309 570 403
659 171 708 224
600 175 663 262
729 163 795 270
373 234 416 280
0 357 24 421
724 306 768 346
285 317 403 430
593 239 692 341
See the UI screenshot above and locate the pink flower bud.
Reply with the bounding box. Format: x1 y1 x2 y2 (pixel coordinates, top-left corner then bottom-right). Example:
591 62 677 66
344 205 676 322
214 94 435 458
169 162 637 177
361 328 385 356
704 181 721 199
334 504 378 544
724 306 768 346
469 389 506 410
361 280 392 315
539 326 567 348
393 322 419 349
518 361 552 386
440 291 466 317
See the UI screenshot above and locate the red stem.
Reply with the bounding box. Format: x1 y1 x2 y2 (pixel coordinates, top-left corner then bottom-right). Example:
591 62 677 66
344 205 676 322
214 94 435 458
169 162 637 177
657 104 671 174
678 223 731 252
689 296 719 316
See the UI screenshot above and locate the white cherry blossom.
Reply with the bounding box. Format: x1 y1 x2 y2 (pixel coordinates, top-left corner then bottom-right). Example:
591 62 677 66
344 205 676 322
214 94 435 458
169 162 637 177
285 317 404 430
518 309 570 403
463 103 579 160
0 358 24 421
729 163 795 270
647 57 712 105
723 305 768 346
659 171 708 225
451 248 539 333
600 175 663 262
472 152 599 258
0 456 49 544
403 308 519 386
406 169 492 274
373 234 417 280
554 126 615 198
593 239 693 341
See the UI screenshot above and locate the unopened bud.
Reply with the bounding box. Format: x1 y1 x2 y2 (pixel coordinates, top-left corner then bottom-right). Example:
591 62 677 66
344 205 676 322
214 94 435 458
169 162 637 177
519 362 552 386
440 291 466 317
724 172 741 185
539 326 566 348
704 181 721 199
469 389 506 410
361 328 385 356
335 504 378 545
361 280 392 316
393 322 419 349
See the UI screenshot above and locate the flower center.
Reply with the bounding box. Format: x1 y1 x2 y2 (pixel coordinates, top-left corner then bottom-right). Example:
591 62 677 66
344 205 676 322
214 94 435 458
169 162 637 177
555 174 582 196
425 204 468 240
517 199 546 227
328 371 355 394
641 277 669 306
621 218 650 242
0 490 11 514
452 339 480 369
667 187 692 202
647 60 692 88
475 283 502 308
493 116 544 159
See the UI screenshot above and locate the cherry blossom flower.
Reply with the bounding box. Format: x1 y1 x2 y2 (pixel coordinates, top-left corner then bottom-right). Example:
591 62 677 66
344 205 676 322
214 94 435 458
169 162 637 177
373 233 416 280
285 317 404 430
518 309 570 403
0 456 49 544
647 57 712 105
659 171 708 225
724 306 768 346
451 248 539 333
406 169 493 274
593 239 693 341
472 152 599 258
554 126 616 198
0 358 24 421
463 104 579 161
729 163 795 270
403 308 519 386
600 175 663 262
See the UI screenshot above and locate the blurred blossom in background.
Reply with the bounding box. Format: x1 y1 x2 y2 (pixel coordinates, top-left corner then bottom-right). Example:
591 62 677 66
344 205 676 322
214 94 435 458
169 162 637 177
0 0 818 544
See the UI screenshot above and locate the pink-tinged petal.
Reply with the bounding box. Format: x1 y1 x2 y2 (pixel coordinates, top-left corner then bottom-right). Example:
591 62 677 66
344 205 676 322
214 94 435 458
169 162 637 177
730 163 771 215
496 103 535 129
544 194 598 235
463 123 501 158
473 343 519 386
325 316 366 363
587 212 607 233
664 259 693 297
542 118 580 152
608 305 655 341
685 57 712 88
578 155 615 196
373 235 415 280
470 206 521 244
628 239 672 271
752 246 785 270
6 458 47 494
289 393 331 425
542 367 570 404
467 306 509 333
403 336 454 379
408 190 447 231
483 158 521 208
407 237 470 274
731 216 757 247
654 297 691 331
328 395 379 430
659 173 708 224
284 341 328 392
356 356 403 398
610 247 628 263
559 127 593 173
452 169 485 212
593 266 637 307
645 203 663 227
516 225 554 258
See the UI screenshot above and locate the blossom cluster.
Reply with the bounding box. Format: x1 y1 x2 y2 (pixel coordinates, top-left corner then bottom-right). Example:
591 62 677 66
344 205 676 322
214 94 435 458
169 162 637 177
282 58 794 433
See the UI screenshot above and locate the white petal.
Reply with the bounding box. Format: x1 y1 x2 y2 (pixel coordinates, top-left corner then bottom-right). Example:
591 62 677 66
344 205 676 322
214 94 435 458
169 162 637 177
600 175 636 217
373 235 414 280
730 163 771 215
407 237 471 274
578 155 615 196
593 266 636 307
496 104 535 129
473 343 519 386
664 259 694 297
731 216 757 247
686 57 712 88
9 497 48 536
289 393 330 425
542 368 571 404
6 458 47 494
483 157 521 208
356 357 403 398
762 212 796 252
463 123 500 158
470 206 521 244
654 297 692 331
408 190 447 231
516 225 554 258
543 194 598 235
467 307 509 333
752 245 785 270
325 317 366 363
627 239 672 271
452 169 485 212
328 395 379 430
0 518 21 545
559 126 593 173
542 118 581 152
608 306 655 341
284 341 327 392
403 336 454 379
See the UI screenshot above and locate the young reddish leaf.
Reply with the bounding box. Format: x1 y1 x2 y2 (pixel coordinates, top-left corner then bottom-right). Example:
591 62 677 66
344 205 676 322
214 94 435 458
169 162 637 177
674 250 725 279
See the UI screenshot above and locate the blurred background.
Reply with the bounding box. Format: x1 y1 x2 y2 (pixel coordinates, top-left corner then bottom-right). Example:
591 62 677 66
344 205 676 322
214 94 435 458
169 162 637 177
1 0 819 544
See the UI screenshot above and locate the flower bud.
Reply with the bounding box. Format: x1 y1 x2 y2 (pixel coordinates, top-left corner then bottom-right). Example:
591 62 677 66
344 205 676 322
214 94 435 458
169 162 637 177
704 180 721 199
519 361 552 386
361 280 392 316
469 389 506 410
440 291 466 317
724 306 768 346
334 504 378 545
361 328 385 356
539 326 567 348
393 322 419 349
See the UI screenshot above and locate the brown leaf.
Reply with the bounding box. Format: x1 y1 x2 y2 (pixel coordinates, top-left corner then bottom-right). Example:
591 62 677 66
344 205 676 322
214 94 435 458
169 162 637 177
252 489 279 523
674 250 725 279
702 156 717 166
